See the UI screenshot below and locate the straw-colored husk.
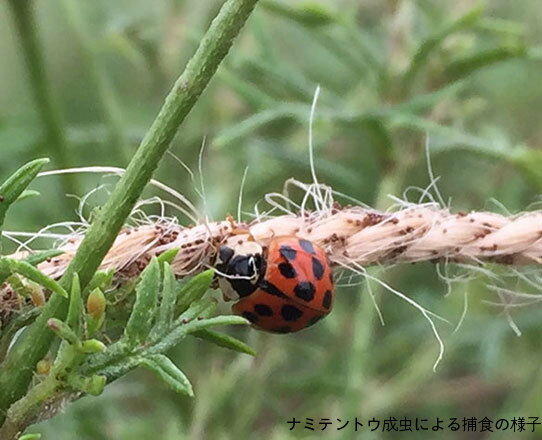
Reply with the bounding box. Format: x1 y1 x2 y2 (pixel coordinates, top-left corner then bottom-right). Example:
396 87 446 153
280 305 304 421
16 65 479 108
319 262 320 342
9 200 542 282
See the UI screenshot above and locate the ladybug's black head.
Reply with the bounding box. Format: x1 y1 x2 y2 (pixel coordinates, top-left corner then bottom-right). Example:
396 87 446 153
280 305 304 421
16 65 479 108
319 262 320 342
215 239 266 300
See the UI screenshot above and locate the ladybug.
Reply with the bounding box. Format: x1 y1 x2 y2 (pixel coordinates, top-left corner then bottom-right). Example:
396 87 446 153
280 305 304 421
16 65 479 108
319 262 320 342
215 235 334 333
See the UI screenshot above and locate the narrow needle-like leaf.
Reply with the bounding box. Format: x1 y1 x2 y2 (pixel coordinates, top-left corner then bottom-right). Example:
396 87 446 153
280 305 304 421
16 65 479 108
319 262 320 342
0 258 67 298
193 329 256 356
0 158 49 231
124 258 160 346
176 269 214 312
150 263 177 341
139 354 194 397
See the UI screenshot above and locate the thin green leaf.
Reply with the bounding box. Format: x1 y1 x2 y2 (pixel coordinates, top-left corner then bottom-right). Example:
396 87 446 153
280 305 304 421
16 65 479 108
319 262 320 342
23 249 64 267
139 354 193 396
86 269 114 293
47 318 79 345
66 273 81 334
176 269 214 313
388 112 542 191
218 67 276 109
86 312 105 338
363 119 394 164
156 248 180 267
15 189 40 203
311 31 368 75
0 250 63 285
176 297 217 326
193 329 256 356
0 258 68 298
383 110 493 149
394 80 466 114
183 315 250 334
239 57 316 102
253 139 363 187
19 434 41 440
262 0 337 27
401 3 484 92
445 44 527 81
150 298 217 352
0 158 49 230
213 104 311 149
124 257 160 346
150 263 177 341
80 339 106 354
510 149 542 192
476 17 525 37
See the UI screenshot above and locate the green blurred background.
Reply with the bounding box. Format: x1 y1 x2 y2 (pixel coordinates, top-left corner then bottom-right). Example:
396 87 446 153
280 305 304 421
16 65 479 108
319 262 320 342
2 0 542 438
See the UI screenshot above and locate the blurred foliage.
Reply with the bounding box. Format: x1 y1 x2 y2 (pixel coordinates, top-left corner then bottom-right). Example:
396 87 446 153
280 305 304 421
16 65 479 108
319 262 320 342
1 0 542 438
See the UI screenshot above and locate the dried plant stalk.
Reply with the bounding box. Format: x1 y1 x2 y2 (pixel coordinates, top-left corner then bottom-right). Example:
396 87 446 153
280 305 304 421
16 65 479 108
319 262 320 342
10 197 542 285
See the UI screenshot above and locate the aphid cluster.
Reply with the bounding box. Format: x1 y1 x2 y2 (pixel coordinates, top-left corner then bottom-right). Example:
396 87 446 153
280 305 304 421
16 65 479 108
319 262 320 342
215 235 334 333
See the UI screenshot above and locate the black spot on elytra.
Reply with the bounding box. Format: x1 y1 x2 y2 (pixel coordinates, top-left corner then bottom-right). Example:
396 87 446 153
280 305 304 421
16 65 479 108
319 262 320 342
260 280 289 298
294 282 315 302
242 311 258 323
254 303 273 316
307 315 324 327
322 290 332 309
312 257 324 280
299 239 316 255
281 304 303 321
278 262 296 278
271 326 292 334
279 245 297 261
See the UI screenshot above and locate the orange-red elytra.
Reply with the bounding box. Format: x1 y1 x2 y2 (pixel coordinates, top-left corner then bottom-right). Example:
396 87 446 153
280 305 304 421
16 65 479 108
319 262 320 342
216 236 334 333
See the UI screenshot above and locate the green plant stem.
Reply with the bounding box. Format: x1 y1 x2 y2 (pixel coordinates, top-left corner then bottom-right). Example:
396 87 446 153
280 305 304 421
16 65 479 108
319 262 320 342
0 329 86 439
59 0 131 163
0 374 58 440
7 0 77 200
0 0 260 425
